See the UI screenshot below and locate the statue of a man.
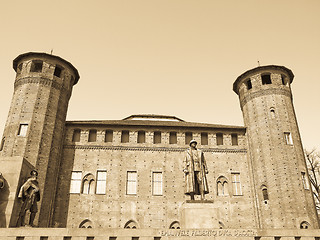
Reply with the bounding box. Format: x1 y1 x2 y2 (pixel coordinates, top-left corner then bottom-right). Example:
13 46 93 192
17 170 40 227
183 140 209 200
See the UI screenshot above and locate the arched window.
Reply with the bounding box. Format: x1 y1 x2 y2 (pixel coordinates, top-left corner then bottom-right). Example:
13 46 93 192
79 219 93 228
169 221 180 229
300 221 310 229
124 220 138 229
217 176 228 196
82 174 95 194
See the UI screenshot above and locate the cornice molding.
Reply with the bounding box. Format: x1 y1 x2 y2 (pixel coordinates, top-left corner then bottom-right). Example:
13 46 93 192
64 145 247 153
240 88 292 109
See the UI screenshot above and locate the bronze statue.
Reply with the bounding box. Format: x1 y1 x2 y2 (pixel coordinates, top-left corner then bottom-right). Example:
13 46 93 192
183 140 209 200
17 170 40 227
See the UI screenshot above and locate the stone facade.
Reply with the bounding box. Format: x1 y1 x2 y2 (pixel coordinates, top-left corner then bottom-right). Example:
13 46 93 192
0 53 318 234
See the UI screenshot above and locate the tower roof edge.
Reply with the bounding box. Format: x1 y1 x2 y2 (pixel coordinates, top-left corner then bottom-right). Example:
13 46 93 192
13 52 80 84
233 65 294 94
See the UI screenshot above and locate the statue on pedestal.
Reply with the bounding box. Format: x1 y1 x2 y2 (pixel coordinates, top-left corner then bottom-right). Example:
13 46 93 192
183 140 209 200
17 170 40 227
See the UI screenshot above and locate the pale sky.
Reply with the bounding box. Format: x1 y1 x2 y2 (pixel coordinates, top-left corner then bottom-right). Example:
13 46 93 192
0 0 319 150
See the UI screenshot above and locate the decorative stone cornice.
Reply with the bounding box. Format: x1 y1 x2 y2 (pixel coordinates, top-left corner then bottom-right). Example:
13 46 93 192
64 145 247 153
14 77 70 94
240 88 292 109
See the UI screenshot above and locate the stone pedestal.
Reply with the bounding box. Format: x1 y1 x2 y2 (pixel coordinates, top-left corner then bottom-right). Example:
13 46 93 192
0 156 34 227
181 200 219 229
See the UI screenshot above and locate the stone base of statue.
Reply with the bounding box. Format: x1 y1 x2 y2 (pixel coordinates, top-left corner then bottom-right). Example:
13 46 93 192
181 200 219 229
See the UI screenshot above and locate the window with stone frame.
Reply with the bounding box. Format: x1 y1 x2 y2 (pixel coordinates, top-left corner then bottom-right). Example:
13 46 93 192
126 171 137 195
169 132 177 144
284 132 293 145
72 129 81 142
153 131 161 144
152 172 163 195
217 176 228 196
82 174 95 194
96 170 107 194
137 131 146 143
105 130 113 142
18 124 28 137
216 133 223 145
231 173 242 195
201 132 208 145
88 129 97 142
121 130 129 143
70 171 82 194
185 132 193 145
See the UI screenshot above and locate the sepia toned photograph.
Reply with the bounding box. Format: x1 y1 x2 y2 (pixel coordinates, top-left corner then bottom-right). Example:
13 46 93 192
0 1 320 239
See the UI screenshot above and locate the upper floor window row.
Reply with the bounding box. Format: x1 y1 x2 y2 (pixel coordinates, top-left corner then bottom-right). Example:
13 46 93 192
72 129 240 146
246 73 288 90
27 60 63 78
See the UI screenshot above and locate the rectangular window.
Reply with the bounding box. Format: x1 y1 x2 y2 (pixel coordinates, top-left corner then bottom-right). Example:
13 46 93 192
40 237 48 240
137 131 146 143
247 79 252 90
231 133 238 146
18 124 28 137
185 132 193 145
96 170 107 194
72 129 81 142
154 131 161 144
152 172 163 195
201 132 208 145
54 65 63 77
216 133 223 145
262 74 272 85
88 129 97 142
30 60 43 72
127 171 137 195
169 132 177 144
121 130 129 143
301 172 309 190
232 173 242 195
70 171 82 194
105 130 113 142
284 132 293 145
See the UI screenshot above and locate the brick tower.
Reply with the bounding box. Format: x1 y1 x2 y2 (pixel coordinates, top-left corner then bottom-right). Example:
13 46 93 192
233 65 319 229
0 52 79 227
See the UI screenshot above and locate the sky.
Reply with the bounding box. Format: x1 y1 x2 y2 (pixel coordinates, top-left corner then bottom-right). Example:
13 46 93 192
0 0 319 150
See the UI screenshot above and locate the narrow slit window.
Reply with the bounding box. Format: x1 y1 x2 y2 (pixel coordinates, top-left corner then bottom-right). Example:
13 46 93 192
137 131 146 143
201 132 208 145
301 172 309 190
246 79 252 90
281 75 287 85
262 187 269 202
54 65 63 77
284 132 293 145
154 131 161 144
88 130 97 142
18 124 28 137
72 129 81 142
121 130 129 143
105 130 113 142
185 132 193 145
127 171 137 195
169 132 177 144
30 60 43 72
262 74 272 85
96 170 107 194
70 171 82 194
216 133 223 145
231 133 238 146
152 172 163 195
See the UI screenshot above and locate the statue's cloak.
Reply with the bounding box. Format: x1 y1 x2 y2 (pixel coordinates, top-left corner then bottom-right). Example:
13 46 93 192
184 148 209 195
